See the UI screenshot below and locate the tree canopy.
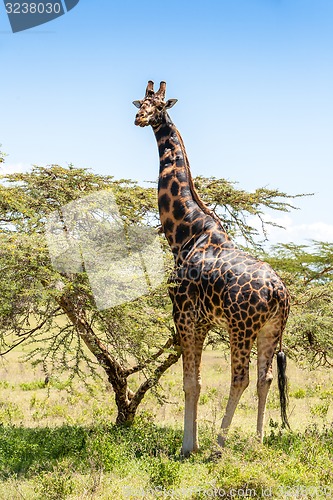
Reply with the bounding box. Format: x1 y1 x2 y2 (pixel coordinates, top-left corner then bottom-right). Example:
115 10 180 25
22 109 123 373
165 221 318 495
263 242 333 367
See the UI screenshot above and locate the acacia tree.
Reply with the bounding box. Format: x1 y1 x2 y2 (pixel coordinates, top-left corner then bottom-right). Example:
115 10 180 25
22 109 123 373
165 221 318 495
0 162 302 424
263 242 333 367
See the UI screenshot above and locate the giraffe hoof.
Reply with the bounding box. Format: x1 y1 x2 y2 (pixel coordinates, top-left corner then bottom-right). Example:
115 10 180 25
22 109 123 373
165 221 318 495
209 447 223 461
180 447 199 458
180 449 192 458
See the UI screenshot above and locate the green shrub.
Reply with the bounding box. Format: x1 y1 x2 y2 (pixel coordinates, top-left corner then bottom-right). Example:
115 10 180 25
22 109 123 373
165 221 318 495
19 381 46 391
148 455 181 489
35 460 75 500
290 388 307 399
112 413 183 458
0 401 24 424
0 425 86 478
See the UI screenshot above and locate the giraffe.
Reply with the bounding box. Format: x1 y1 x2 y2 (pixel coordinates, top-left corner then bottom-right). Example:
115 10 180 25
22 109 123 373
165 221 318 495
133 81 290 456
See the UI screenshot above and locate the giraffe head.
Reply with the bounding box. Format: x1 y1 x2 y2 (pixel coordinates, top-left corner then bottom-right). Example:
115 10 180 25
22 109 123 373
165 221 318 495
133 81 178 127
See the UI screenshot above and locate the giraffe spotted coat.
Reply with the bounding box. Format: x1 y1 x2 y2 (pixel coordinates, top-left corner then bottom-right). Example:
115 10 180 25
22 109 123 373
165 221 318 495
134 81 290 456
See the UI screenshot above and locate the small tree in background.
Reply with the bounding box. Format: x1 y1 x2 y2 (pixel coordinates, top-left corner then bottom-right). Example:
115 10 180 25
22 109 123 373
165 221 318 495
264 242 333 367
0 148 6 163
0 161 304 424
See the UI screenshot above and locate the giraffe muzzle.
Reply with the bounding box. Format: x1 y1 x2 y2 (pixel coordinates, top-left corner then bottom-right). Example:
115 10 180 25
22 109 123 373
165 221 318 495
135 115 149 127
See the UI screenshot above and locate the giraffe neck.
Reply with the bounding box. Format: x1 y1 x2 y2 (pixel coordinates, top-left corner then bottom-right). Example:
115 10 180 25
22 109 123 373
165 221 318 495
152 114 232 258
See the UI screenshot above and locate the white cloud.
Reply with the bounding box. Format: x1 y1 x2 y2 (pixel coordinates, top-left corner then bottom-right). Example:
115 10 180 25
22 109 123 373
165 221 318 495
249 215 333 246
0 163 30 175
295 221 333 242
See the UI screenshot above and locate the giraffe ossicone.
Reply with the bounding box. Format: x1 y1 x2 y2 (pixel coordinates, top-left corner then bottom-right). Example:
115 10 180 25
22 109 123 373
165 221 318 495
134 80 290 456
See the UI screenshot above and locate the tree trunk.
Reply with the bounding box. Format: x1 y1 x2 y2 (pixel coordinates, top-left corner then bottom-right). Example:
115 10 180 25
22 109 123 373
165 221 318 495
57 293 181 425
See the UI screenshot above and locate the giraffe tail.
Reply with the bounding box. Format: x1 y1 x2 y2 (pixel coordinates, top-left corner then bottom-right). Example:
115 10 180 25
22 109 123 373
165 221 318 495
277 351 290 430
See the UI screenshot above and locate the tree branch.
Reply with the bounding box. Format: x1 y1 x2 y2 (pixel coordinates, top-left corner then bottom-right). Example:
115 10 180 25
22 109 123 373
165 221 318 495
123 333 180 377
0 307 62 356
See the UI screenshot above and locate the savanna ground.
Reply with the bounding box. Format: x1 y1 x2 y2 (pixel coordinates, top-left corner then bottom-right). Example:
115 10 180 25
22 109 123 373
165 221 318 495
0 346 332 499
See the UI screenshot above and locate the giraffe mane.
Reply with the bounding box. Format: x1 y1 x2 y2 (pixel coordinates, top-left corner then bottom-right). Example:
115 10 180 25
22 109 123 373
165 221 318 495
174 127 223 226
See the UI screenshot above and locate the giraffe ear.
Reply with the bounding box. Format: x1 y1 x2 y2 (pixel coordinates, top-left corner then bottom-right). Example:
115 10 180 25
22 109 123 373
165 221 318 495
165 99 178 109
132 100 141 108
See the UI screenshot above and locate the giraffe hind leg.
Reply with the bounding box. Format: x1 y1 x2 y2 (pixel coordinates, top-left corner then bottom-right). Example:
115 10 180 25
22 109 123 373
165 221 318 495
256 321 281 442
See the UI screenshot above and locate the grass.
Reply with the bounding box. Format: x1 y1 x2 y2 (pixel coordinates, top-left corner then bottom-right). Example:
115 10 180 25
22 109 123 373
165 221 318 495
0 349 332 499
0 420 332 499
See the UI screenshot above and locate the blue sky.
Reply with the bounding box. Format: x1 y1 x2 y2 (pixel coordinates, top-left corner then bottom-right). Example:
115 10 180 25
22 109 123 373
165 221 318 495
0 0 332 245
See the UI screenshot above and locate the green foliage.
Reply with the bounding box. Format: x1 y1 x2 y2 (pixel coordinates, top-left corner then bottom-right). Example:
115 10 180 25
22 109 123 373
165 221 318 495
266 241 333 284
102 414 183 459
0 150 332 498
310 402 330 420
19 380 47 391
291 388 307 399
0 165 302 361
0 164 181 424
266 423 333 471
263 241 333 366
148 455 181 489
0 401 24 424
0 163 305 423
194 176 305 245
0 425 86 479
35 460 75 500
0 147 6 164
0 422 332 498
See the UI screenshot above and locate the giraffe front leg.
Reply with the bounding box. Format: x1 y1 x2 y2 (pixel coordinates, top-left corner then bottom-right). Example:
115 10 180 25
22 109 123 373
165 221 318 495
191 325 209 452
174 311 207 456
181 346 200 456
